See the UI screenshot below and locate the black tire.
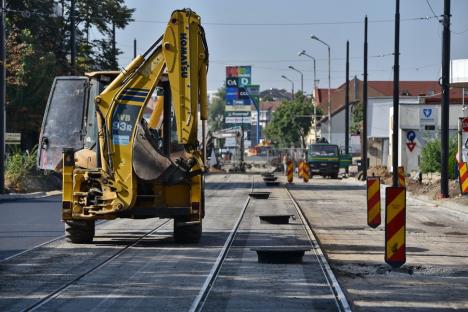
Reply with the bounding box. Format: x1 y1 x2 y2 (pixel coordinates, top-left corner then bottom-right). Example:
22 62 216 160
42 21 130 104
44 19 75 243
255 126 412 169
173 219 202 243
331 173 339 179
65 220 95 244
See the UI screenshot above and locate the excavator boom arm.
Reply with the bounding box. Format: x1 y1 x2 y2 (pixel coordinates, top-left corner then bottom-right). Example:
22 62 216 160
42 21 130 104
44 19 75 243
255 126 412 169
62 9 208 215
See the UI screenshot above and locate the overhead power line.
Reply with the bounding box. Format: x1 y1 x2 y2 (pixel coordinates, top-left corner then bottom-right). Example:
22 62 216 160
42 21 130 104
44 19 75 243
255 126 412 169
5 8 438 26
132 16 437 26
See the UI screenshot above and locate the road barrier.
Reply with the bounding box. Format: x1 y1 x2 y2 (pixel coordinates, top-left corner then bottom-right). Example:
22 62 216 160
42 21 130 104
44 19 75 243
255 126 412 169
366 176 381 228
303 162 309 183
385 186 406 268
287 160 294 183
458 162 468 195
398 166 406 187
298 160 304 178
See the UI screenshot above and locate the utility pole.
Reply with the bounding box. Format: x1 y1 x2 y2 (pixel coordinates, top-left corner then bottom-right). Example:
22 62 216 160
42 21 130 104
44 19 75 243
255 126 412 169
345 41 350 156
133 38 137 58
392 0 400 187
363 16 368 180
0 0 5 193
440 0 451 198
70 0 76 73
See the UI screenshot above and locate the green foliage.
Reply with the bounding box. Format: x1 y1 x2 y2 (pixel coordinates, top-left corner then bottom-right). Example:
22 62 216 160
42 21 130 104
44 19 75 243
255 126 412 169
208 87 226 132
5 0 134 149
420 136 457 179
351 101 363 135
5 146 38 189
264 94 318 148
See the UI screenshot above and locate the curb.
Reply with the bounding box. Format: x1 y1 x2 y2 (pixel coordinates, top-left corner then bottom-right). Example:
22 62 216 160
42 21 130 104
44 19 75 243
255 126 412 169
0 190 61 201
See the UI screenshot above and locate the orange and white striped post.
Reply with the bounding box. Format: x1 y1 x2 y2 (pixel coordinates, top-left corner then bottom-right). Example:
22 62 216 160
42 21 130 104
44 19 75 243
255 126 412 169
303 162 310 183
385 186 406 268
398 166 406 187
298 160 304 178
366 176 381 228
458 162 468 195
287 160 294 183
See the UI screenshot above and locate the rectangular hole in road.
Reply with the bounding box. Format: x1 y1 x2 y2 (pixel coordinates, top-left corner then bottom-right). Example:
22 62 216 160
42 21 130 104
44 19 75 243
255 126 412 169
258 215 294 224
249 192 271 199
251 247 311 264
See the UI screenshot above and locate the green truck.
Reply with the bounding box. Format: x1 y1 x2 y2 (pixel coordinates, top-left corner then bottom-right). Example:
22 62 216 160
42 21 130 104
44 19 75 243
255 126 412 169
307 143 352 179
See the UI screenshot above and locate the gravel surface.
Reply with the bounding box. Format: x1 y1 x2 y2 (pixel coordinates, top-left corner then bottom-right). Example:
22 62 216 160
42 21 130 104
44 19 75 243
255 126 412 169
288 176 468 312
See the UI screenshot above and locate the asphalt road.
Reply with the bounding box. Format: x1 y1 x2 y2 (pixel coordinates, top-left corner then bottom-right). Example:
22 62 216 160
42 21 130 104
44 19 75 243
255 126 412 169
0 195 63 260
0 174 253 311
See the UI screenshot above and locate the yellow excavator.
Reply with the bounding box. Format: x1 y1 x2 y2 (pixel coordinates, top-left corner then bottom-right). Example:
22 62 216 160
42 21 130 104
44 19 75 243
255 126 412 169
37 9 208 243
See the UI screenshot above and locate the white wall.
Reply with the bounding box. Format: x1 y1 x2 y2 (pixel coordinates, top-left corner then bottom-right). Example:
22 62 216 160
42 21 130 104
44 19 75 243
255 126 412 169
386 104 464 173
320 109 359 151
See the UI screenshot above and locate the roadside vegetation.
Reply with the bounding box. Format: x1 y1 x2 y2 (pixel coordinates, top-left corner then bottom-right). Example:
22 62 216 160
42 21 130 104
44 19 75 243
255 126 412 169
5 146 60 193
420 136 457 179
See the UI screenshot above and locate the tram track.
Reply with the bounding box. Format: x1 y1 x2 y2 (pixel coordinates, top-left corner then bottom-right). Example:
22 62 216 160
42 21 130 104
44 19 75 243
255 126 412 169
24 219 171 312
285 186 351 312
192 177 351 312
2 174 351 311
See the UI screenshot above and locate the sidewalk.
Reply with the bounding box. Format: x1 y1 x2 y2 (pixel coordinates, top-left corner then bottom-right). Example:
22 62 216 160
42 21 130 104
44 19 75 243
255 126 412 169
287 176 468 312
0 190 61 202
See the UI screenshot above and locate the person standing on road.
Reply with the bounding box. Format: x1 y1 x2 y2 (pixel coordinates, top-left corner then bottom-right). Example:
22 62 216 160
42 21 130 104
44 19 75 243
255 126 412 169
283 153 289 176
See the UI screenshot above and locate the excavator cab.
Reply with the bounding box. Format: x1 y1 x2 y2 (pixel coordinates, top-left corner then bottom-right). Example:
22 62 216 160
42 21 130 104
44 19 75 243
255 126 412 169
37 9 208 244
38 72 118 171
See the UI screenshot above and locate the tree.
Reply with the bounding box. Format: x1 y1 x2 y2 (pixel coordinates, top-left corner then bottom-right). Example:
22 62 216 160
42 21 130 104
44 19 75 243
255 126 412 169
208 87 225 132
4 0 134 149
264 93 319 148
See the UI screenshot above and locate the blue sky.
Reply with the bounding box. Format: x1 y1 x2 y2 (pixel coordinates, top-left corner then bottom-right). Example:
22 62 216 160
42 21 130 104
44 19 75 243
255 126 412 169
116 0 468 93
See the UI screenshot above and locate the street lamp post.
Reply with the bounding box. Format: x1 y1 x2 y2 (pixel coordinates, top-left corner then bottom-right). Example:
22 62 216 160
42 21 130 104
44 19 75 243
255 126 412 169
281 75 295 100
311 35 331 143
288 65 303 93
298 50 318 142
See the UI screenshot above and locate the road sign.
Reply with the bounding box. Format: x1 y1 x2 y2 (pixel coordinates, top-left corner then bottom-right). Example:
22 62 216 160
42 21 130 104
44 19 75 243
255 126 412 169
225 105 251 112
385 186 406 268
5 132 21 145
367 176 381 228
406 142 416 152
225 117 251 124
225 111 250 117
462 117 468 132
406 130 416 141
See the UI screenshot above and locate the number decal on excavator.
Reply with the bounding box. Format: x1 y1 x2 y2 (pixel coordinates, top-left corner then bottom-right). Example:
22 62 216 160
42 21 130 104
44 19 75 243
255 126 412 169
111 104 140 145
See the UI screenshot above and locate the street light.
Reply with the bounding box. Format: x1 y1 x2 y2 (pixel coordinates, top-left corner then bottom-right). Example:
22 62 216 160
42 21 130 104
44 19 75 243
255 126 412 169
311 35 331 143
288 65 303 93
281 75 295 100
298 50 318 143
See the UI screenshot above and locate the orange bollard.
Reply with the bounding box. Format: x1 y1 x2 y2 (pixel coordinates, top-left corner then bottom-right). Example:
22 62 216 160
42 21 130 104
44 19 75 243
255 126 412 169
298 160 304 178
458 162 468 195
303 162 309 183
287 160 294 183
366 176 381 228
385 186 406 268
398 166 406 187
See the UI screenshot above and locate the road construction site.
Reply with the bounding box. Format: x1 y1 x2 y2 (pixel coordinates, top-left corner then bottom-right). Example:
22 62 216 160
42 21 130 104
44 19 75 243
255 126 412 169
1 173 467 312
